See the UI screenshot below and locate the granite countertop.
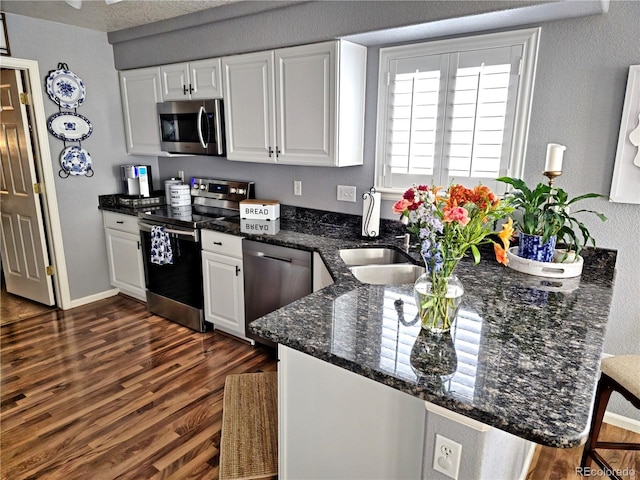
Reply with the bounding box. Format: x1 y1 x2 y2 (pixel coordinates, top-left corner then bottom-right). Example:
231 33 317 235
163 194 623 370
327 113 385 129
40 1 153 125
98 196 617 448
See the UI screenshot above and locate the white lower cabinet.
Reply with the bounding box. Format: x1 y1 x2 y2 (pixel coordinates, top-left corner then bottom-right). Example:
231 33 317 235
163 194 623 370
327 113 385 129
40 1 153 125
103 212 146 301
201 230 246 339
278 345 426 479
312 251 334 292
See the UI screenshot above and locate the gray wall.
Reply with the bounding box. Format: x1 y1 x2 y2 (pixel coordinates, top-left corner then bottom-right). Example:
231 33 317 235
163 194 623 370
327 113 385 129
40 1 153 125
6 13 156 300
111 0 639 420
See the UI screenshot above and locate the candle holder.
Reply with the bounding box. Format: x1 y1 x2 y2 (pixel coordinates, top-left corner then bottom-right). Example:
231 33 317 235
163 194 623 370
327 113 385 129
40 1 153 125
543 170 562 205
543 170 562 189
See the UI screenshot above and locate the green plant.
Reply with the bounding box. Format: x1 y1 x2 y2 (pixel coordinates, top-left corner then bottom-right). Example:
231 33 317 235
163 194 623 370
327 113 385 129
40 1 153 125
496 176 607 257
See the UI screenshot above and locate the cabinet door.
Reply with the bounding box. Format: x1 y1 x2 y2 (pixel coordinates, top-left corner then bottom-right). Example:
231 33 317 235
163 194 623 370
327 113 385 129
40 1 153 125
190 58 222 99
202 251 245 337
160 63 190 100
222 51 276 163
105 228 146 301
119 67 164 156
275 42 335 165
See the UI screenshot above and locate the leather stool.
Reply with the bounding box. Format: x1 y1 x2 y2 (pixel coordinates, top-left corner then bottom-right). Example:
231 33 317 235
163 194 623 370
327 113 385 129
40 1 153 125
580 354 640 479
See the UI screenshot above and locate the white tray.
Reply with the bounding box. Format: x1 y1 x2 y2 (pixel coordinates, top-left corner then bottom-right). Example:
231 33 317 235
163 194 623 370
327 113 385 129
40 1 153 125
506 247 583 278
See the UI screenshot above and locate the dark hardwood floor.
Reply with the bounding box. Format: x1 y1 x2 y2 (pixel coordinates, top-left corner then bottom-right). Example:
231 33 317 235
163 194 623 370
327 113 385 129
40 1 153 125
527 423 640 480
2 293 638 479
1 294 277 479
0 288 57 326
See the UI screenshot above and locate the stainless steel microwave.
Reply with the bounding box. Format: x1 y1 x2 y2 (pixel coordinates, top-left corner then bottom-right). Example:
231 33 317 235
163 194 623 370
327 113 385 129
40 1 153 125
157 99 225 156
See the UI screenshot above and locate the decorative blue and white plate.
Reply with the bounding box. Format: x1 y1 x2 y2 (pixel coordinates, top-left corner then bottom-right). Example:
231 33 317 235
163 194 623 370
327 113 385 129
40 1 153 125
60 146 92 176
47 112 93 142
46 68 86 109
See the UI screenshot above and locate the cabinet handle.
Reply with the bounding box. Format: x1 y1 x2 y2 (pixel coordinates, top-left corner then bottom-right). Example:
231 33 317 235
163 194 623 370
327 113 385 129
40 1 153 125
235 265 241 276
189 84 194 94
276 147 281 157
268 146 274 158
116 220 124 224
137 241 141 250
183 84 188 95
213 241 223 245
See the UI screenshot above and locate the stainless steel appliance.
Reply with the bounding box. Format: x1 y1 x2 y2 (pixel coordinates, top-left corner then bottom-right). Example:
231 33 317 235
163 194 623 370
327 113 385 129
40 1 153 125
138 178 254 332
121 164 152 197
243 240 312 347
157 99 225 156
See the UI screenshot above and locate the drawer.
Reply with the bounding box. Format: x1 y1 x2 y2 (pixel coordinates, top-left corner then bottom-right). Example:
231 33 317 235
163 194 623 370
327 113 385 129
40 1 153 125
201 229 243 258
103 211 140 235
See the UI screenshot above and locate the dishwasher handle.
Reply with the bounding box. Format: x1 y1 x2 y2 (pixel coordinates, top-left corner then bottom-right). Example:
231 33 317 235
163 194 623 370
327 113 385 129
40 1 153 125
243 248 312 268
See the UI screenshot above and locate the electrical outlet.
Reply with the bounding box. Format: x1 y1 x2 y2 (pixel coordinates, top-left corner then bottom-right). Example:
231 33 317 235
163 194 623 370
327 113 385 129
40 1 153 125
337 185 357 202
294 180 302 196
433 434 462 479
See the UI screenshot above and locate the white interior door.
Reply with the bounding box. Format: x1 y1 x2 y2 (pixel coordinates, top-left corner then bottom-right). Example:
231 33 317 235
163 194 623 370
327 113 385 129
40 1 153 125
0 68 55 305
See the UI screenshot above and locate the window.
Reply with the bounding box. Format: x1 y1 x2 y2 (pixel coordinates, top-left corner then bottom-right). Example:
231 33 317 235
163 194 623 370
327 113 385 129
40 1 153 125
375 28 539 195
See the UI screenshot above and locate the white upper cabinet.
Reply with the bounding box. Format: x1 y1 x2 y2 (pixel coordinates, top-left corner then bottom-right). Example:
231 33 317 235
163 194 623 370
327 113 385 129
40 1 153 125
161 58 223 100
119 67 165 156
221 51 276 162
222 40 367 167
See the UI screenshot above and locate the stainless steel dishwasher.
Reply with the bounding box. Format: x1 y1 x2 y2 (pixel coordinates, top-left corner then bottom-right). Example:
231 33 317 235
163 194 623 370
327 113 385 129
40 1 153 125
243 240 312 346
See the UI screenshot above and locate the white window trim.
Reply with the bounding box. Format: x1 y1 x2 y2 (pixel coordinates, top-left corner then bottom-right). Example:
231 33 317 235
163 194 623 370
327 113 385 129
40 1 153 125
374 27 540 199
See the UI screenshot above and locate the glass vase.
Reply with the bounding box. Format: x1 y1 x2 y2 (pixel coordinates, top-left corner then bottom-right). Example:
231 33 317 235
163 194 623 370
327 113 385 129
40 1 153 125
413 273 464 334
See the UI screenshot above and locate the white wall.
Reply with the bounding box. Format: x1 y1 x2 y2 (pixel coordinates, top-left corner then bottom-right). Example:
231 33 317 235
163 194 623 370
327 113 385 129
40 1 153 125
5 13 155 301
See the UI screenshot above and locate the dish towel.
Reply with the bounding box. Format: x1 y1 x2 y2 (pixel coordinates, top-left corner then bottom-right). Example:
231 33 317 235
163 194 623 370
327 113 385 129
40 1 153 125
150 225 173 265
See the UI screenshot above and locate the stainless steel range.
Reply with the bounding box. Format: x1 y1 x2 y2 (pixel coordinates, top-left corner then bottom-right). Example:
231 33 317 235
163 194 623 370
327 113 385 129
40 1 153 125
138 178 254 332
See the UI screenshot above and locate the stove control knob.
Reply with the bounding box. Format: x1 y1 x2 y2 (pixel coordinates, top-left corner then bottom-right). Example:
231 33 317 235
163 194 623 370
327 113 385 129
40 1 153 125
200 184 206 190
237 188 245 195
230 187 237 194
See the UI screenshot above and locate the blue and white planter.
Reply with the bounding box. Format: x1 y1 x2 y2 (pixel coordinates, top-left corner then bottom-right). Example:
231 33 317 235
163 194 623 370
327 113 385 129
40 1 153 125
517 233 557 263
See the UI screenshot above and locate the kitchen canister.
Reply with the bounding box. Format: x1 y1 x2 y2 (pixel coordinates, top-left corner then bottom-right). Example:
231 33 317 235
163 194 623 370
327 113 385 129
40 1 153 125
164 178 182 204
170 184 191 207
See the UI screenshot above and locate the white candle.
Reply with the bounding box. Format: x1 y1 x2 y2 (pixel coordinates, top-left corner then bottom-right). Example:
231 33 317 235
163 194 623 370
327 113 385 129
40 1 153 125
545 143 566 173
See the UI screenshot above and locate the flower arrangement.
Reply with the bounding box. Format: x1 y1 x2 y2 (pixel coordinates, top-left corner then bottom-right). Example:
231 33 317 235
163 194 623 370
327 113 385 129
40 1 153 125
393 183 514 332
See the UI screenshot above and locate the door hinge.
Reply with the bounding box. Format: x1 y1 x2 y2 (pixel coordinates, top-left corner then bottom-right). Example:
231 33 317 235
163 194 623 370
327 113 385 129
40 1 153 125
20 93 30 105
46 265 55 276
33 183 43 194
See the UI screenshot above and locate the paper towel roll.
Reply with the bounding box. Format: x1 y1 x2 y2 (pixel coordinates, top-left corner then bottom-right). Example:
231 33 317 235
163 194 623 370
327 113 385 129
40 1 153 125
362 191 381 237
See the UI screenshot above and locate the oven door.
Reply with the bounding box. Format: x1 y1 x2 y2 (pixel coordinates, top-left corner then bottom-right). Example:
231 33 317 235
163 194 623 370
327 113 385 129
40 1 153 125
157 99 224 156
139 221 204 331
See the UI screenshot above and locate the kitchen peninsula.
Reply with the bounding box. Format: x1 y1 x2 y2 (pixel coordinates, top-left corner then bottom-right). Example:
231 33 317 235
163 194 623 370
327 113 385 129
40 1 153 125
243 207 617 478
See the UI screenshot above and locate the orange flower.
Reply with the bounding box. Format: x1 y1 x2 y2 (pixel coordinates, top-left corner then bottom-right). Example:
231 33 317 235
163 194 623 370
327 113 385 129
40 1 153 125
497 218 514 249
494 243 509 266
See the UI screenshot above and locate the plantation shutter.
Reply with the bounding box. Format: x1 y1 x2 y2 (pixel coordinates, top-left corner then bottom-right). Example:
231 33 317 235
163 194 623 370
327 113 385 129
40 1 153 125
444 45 523 190
381 44 523 191
384 53 448 189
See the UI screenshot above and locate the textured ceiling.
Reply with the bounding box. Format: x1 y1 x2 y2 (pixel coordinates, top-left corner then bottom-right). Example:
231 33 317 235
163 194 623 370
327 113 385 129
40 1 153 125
0 0 243 32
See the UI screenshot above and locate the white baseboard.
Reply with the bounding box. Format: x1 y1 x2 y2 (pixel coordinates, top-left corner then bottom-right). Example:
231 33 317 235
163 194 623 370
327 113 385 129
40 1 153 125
605 411 640 434
65 288 119 309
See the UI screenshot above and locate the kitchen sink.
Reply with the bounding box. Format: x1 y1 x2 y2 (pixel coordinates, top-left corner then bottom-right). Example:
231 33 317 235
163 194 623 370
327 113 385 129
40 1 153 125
349 264 425 285
339 247 412 266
